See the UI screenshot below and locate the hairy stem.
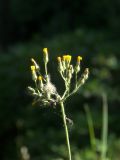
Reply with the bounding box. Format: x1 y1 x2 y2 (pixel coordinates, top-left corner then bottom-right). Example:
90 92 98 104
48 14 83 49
75 73 78 89
45 62 48 80
60 101 72 160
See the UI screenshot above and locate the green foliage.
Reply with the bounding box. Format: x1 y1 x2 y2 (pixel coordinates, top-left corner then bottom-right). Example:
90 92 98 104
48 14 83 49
0 29 120 159
0 0 120 47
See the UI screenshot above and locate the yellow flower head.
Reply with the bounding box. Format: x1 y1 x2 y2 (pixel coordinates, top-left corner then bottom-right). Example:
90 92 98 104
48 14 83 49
77 56 82 63
38 76 42 81
57 56 61 62
43 48 48 55
31 65 35 71
66 55 72 62
63 55 72 62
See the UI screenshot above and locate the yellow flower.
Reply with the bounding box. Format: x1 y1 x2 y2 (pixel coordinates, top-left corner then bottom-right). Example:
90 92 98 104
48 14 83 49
31 65 35 71
77 56 82 63
66 55 72 62
62 55 72 62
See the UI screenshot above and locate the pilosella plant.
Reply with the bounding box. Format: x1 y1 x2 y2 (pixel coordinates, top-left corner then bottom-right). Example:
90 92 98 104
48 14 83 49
27 48 89 160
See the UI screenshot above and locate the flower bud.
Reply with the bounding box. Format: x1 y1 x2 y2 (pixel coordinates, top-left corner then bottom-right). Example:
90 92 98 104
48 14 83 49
69 65 74 74
31 66 37 81
75 56 82 73
77 56 82 64
31 58 40 70
31 65 35 71
43 48 49 63
57 56 64 72
84 68 89 80
78 68 89 86
74 65 80 73
38 76 44 89
27 86 35 95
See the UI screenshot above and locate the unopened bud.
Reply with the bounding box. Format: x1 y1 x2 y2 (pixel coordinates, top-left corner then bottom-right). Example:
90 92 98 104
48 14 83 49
30 66 37 81
75 56 82 73
31 58 40 70
75 65 80 73
43 48 49 63
78 68 89 86
84 68 89 80
57 56 64 72
32 70 37 81
81 78 85 84
69 65 74 74
27 86 35 94
31 65 35 71
38 76 44 89
77 56 82 64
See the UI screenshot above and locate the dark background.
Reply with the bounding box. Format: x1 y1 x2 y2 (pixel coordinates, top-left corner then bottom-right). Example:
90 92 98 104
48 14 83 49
0 0 120 160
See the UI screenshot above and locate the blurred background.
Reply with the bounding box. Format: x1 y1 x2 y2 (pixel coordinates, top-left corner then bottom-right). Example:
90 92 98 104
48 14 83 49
0 0 120 160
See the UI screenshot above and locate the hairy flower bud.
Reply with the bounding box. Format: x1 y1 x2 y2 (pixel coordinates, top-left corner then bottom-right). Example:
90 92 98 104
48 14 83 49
31 58 40 70
78 68 89 85
84 68 89 80
43 48 49 63
30 65 37 81
27 86 35 94
69 65 74 74
57 56 64 72
38 76 44 89
75 56 82 73
77 56 82 64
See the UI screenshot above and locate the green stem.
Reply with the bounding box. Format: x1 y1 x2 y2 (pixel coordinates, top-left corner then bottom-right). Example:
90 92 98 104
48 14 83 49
75 73 78 89
45 63 48 75
101 93 108 160
44 62 48 81
60 101 72 160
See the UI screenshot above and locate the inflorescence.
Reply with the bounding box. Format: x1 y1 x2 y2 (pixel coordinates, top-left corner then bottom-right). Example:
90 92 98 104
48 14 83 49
27 48 89 107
